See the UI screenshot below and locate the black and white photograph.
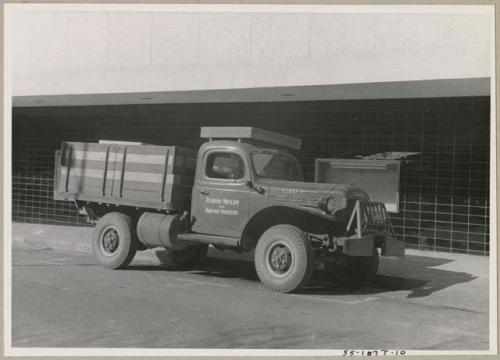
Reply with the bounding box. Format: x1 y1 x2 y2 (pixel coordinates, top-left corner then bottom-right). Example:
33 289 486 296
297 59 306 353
3 3 497 356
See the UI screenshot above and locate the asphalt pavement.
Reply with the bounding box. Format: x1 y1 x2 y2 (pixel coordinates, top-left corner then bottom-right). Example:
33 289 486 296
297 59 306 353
9 223 491 350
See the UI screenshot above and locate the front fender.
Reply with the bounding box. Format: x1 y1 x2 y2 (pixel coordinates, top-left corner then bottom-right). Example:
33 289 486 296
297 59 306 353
292 205 337 221
240 205 342 250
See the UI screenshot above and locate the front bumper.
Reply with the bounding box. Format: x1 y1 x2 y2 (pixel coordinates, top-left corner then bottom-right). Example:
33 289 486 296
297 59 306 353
337 200 405 257
343 235 405 257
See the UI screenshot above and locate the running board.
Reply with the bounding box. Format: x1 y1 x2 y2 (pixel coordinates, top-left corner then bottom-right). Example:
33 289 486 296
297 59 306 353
177 233 239 247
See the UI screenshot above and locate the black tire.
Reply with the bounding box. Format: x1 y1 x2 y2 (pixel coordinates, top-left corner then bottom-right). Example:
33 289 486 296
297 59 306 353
325 249 379 288
92 212 137 269
155 244 209 270
254 224 314 293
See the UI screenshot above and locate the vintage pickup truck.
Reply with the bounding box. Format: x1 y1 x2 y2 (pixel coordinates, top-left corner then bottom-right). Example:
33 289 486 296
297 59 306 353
54 127 404 292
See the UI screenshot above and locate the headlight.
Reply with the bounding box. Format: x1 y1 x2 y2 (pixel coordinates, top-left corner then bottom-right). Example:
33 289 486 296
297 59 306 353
318 197 335 214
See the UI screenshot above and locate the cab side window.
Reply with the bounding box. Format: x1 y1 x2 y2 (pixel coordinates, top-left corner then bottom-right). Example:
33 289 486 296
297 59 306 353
205 152 245 180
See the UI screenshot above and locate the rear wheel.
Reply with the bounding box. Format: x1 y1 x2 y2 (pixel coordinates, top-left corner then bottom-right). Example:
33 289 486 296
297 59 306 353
155 244 209 270
92 212 137 269
254 224 314 293
325 249 379 288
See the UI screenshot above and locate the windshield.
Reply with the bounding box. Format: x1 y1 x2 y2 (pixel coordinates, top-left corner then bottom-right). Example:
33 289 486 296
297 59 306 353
251 151 304 181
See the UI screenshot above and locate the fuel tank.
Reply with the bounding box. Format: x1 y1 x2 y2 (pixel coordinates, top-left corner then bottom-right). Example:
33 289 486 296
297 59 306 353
136 212 189 250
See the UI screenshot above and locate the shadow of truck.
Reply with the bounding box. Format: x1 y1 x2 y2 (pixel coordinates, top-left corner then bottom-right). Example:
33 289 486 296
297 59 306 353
131 252 478 298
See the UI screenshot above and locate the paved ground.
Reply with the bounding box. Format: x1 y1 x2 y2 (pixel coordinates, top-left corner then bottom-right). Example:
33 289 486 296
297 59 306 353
10 223 491 350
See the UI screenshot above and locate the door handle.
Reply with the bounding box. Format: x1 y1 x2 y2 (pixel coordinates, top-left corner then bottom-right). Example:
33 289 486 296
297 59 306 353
200 190 210 195
246 180 265 194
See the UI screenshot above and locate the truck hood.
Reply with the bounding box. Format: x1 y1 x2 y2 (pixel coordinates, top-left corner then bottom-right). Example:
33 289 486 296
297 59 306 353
258 179 369 211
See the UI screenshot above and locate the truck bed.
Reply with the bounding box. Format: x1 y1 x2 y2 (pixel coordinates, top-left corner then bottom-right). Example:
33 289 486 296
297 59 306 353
54 141 197 212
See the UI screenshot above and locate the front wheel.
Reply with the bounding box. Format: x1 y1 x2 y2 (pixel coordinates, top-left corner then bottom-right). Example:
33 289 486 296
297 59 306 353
92 212 137 269
254 225 314 293
325 249 379 288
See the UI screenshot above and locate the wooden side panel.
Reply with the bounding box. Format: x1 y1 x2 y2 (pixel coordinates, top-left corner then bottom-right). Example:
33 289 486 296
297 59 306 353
54 141 197 211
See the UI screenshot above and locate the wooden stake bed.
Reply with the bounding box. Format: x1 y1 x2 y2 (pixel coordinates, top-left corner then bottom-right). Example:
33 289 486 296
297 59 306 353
53 141 197 211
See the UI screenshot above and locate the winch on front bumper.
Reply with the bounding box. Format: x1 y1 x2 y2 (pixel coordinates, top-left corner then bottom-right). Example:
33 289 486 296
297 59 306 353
334 200 405 257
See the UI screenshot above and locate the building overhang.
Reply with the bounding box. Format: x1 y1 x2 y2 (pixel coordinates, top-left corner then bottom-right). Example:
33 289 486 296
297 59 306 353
12 77 490 107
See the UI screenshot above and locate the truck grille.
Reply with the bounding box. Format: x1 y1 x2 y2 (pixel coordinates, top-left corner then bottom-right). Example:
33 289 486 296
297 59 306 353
360 201 390 228
345 199 397 240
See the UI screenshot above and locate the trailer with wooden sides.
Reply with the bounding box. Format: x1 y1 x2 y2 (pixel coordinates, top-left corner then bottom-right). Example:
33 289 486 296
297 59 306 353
54 127 404 293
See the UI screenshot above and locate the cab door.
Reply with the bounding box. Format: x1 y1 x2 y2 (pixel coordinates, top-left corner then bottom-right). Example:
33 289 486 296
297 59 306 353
191 150 250 237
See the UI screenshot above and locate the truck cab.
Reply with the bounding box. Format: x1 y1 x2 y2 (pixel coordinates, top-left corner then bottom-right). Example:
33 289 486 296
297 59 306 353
184 127 404 291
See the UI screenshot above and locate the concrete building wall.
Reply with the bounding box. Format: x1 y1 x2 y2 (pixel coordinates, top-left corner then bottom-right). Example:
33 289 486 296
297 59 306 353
12 96 490 255
11 7 491 97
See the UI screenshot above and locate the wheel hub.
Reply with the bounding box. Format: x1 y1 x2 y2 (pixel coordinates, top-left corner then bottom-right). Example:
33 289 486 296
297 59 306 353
101 227 119 255
268 243 292 275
